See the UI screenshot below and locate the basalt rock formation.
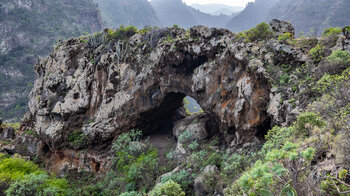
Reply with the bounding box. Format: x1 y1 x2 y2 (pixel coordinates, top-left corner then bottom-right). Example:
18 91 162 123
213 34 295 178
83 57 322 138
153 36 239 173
22 23 311 173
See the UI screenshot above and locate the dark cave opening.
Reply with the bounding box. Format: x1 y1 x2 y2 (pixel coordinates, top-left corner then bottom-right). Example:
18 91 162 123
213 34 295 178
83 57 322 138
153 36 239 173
138 93 206 163
256 116 272 142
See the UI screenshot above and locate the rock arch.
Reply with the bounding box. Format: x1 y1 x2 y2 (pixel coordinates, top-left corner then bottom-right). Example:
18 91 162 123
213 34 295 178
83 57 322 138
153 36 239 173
26 26 271 153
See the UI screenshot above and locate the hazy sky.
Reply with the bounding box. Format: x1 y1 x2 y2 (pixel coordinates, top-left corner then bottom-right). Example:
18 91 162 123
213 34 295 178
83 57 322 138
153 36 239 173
182 0 254 7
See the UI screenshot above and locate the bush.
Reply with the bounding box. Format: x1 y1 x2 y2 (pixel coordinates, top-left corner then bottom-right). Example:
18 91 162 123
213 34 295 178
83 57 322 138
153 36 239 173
108 25 138 40
5 173 69 196
68 130 87 149
278 32 292 42
309 44 325 63
119 191 142 196
295 112 326 135
112 130 159 193
235 23 274 42
0 154 70 195
327 49 350 64
0 154 41 183
149 180 185 196
322 27 342 37
160 169 192 192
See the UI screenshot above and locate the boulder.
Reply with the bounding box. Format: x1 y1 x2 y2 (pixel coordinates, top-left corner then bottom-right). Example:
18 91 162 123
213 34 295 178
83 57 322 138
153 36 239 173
1 127 15 140
270 19 295 36
343 26 350 39
194 165 221 196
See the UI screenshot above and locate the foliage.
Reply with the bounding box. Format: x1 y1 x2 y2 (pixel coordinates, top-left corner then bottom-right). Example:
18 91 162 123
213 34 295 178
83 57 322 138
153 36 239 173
119 191 142 196
149 180 185 196
5 173 69 196
178 130 194 144
322 27 342 37
87 32 107 48
278 33 292 42
107 25 138 41
111 130 159 193
68 130 88 149
0 154 41 183
160 169 193 192
309 44 325 63
235 23 274 42
235 142 315 195
0 154 70 195
294 112 326 136
327 49 350 64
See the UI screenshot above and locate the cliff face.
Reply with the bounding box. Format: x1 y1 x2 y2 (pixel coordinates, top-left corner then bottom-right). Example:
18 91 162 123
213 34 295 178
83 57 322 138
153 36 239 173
93 0 161 29
0 0 103 121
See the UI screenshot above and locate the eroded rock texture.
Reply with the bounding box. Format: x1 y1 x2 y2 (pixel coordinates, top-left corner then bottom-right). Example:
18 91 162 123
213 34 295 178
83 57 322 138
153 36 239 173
25 25 310 172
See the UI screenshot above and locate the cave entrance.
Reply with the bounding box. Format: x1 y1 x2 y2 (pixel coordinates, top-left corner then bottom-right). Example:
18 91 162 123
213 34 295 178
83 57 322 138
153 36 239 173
141 93 204 165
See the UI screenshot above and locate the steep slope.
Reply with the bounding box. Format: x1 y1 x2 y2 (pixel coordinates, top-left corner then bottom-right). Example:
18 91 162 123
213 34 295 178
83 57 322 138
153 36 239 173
187 6 232 28
151 0 197 28
93 0 161 28
0 0 103 121
226 0 279 32
268 0 350 35
190 3 243 15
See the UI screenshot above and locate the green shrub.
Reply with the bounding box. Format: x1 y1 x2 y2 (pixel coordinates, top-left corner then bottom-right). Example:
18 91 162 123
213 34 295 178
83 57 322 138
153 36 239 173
235 142 315 195
119 191 142 196
327 49 350 64
322 27 342 37
235 23 274 42
278 32 292 42
295 112 326 135
149 180 185 196
68 130 87 149
161 169 192 192
108 25 138 40
246 23 274 42
0 154 41 183
178 130 194 144
112 130 159 193
203 152 223 168
279 73 290 84
5 173 69 196
309 44 325 63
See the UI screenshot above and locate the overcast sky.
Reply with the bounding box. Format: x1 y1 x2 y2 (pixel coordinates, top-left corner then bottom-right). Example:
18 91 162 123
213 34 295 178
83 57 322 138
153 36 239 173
182 0 254 7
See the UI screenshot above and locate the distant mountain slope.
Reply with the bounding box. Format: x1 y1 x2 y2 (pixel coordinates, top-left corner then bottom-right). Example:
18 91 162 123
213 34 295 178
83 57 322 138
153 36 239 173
187 6 232 28
190 3 243 15
93 0 161 28
151 0 197 28
226 0 279 32
268 0 350 35
0 0 103 120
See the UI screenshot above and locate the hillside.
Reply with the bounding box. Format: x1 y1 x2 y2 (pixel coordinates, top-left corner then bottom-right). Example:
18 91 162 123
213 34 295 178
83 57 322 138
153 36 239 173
93 0 161 29
0 0 103 121
268 0 350 35
187 6 232 28
226 0 279 32
190 3 243 15
151 0 197 28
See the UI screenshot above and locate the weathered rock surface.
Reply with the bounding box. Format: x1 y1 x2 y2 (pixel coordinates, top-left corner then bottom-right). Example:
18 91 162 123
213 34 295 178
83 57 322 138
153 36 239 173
24 25 314 171
0 127 15 140
270 19 295 36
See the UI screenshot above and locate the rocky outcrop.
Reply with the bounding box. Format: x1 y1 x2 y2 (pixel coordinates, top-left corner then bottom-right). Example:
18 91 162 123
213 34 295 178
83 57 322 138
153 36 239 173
23 24 316 172
270 19 295 36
